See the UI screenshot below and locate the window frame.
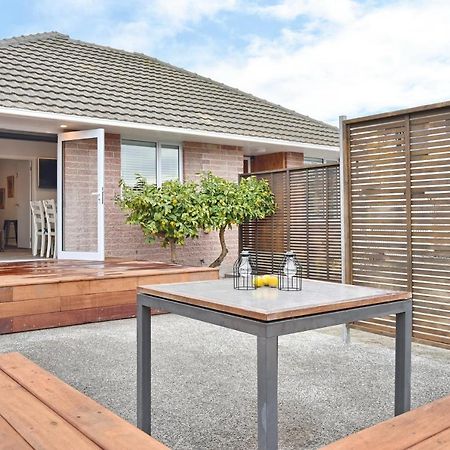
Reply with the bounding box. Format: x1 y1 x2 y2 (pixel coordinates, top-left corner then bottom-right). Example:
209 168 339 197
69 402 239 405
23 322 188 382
157 142 184 186
121 139 183 187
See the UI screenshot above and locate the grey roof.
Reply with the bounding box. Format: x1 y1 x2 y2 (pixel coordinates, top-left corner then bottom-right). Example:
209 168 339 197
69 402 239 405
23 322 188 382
0 32 339 146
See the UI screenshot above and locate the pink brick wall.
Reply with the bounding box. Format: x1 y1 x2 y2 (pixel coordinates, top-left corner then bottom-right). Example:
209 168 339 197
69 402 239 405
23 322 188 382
104 135 243 272
183 142 243 181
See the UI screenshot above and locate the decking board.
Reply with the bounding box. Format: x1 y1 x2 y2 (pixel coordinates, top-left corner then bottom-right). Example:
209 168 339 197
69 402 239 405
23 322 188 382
322 395 450 450
0 352 168 450
0 371 101 450
0 416 33 450
0 259 218 334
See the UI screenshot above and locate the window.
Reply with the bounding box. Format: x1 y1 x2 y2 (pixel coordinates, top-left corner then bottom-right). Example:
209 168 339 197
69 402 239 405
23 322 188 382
121 140 157 185
160 144 180 183
121 140 182 186
304 157 338 166
304 157 325 165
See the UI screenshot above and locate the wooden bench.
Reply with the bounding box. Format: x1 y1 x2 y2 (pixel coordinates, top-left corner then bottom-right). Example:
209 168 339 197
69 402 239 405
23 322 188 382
0 352 168 450
322 395 450 449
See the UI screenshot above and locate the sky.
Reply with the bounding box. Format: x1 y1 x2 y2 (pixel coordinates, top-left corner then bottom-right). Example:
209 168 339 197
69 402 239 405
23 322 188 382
1 0 450 126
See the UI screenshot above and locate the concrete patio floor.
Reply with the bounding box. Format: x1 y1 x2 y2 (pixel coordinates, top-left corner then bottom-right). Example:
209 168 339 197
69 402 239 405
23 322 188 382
0 315 448 450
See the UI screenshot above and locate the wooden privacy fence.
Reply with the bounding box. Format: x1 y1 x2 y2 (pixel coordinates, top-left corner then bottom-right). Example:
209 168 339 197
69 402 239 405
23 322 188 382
342 102 450 349
239 164 341 282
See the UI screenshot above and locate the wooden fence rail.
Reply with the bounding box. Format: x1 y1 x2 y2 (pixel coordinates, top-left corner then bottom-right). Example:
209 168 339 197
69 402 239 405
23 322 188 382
342 102 450 349
239 164 341 282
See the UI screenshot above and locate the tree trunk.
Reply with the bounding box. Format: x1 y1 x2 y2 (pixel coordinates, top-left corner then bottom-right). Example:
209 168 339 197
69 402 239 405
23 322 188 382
210 227 228 268
169 239 176 263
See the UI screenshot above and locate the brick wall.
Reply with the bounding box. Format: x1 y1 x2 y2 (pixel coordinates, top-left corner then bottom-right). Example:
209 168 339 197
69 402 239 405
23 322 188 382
104 135 243 272
182 141 243 181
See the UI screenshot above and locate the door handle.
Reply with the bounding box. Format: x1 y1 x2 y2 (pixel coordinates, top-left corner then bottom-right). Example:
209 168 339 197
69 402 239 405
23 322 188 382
90 190 104 204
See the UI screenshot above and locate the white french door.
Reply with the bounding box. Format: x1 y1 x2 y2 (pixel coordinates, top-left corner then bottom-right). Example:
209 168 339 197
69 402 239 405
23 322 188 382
57 129 105 260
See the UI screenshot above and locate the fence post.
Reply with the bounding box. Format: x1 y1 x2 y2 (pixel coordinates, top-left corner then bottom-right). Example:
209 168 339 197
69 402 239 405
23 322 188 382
339 115 352 344
340 115 349 284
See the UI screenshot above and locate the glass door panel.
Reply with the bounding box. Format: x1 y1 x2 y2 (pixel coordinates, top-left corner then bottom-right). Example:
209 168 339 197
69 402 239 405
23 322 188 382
57 129 104 260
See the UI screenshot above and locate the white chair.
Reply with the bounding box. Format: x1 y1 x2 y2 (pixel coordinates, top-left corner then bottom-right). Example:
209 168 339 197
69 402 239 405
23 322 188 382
42 199 57 258
30 201 46 257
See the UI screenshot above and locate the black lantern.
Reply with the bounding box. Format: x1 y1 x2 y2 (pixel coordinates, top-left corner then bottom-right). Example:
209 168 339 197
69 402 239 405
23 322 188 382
233 250 256 290
278 251 302 291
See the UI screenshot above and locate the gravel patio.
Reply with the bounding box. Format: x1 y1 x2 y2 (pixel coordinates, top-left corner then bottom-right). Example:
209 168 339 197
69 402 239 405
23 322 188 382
0 314 448 450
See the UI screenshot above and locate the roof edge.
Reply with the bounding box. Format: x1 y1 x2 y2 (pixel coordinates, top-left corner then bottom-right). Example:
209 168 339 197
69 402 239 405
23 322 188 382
0 106 340 151
0 31 69 47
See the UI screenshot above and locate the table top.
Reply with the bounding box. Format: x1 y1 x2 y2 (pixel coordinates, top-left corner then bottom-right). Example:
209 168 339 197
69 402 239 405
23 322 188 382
138 279 411 321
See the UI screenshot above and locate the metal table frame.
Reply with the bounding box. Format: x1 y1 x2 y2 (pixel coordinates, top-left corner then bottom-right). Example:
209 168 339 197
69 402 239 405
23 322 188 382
137 292 412 450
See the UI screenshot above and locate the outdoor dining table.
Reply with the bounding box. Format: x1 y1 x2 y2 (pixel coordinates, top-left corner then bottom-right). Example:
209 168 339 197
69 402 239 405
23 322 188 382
136 278 412 450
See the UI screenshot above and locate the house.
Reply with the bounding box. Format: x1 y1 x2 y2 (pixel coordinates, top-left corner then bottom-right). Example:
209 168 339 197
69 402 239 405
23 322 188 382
0 32 339 268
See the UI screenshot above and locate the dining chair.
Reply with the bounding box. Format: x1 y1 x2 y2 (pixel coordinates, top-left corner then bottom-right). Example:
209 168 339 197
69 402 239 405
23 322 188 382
42 199 57 258
30 201 46 257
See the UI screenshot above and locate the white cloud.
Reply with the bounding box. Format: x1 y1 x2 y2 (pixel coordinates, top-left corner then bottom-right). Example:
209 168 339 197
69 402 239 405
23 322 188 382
105 0 240 53
29 0 240 53
150 0 238 25
33 0 107 19
257 0 359 24
195 0 450 124
108 20 153 53
23 0 450 125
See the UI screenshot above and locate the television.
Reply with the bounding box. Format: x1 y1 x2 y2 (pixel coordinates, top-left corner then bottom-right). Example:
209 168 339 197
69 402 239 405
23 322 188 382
38 158 57 189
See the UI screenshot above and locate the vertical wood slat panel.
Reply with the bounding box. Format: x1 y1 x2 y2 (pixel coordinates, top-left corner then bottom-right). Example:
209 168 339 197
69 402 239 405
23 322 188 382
240 164 341 282
344 105 450 349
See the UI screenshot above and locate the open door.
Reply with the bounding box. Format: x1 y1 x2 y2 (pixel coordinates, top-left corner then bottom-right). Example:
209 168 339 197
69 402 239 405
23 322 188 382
57 129 105 260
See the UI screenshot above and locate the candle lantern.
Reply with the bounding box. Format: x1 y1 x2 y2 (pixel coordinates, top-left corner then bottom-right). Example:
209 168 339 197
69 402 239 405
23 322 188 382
233 250 256 290
278 251 302 291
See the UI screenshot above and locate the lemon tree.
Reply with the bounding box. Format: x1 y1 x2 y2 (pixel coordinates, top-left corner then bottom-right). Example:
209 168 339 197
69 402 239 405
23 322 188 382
199 173 276 268
116 176 201 263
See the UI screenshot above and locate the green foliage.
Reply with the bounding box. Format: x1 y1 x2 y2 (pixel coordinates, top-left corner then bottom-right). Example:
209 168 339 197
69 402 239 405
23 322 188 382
199 172 276 230
115 172 276 267
116 176 201 261
198 172 276 267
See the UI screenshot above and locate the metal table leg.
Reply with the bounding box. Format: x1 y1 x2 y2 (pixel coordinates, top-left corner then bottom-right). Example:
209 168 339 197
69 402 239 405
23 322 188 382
257 336 278 450
394 301 412 416
137 300 152 433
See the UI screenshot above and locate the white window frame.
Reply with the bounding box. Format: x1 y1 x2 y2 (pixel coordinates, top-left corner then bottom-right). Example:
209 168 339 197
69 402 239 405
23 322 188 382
157 142 184 186
121 139 183 187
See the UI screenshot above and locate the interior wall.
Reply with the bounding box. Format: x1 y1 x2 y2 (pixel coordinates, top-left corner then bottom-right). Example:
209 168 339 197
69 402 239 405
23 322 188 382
0 139 57 249
0 159 30 248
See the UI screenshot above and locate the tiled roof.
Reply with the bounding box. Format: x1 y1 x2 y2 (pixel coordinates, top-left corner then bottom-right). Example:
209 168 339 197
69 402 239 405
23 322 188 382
0 32 339 146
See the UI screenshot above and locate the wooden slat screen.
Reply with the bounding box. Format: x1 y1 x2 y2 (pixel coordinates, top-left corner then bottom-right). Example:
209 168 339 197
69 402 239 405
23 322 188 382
344 104 450 349
240 164 341 282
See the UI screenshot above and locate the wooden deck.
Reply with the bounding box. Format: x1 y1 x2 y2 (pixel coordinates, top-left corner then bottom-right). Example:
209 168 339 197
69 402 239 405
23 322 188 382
0 352 168 449
0 259 218 334
322 394 450 449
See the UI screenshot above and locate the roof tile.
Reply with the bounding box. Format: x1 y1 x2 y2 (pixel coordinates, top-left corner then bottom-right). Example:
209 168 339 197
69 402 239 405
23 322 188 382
0 32 339 146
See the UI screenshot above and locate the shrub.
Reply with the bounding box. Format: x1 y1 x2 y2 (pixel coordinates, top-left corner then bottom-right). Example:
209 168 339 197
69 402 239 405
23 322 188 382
116 176 201 263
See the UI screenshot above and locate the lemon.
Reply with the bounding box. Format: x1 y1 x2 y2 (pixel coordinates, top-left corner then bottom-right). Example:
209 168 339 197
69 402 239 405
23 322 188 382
254 276 265 288
268 275 278 288
261 274 271 285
